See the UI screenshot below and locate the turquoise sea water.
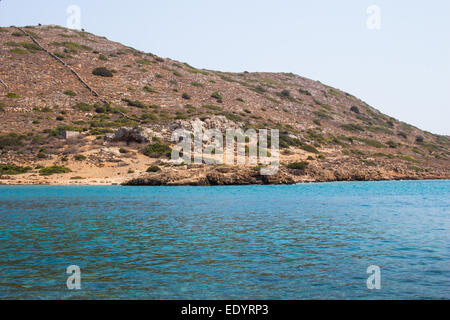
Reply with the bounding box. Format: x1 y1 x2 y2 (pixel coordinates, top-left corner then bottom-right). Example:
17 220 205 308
0 180 449 300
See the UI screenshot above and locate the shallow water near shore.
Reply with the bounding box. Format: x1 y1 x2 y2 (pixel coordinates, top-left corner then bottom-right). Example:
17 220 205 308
0 180 449 299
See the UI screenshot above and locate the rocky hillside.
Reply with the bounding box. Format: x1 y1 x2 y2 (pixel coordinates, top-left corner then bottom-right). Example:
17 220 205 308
0 25 449 185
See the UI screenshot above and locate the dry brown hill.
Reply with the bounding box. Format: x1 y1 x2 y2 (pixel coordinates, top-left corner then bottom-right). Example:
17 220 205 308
0 25 449 185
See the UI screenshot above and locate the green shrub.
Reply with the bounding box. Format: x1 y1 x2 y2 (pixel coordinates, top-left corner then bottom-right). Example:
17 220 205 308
300 144 320 154
361 139 385 148
143 86 158 93
173 71 182 77
34 106 53 113
141 113 158 121
143 143 172 158
10 48 28 54
0 164 32 175
136 58 152 65
211 92 222 100
146 165 161 173
279 90 291 98
286 161 308 170
92 67 113 77
73 102 93 111
387 140 398 148
314 111 332 120
56 116 64 121
190 81 204 87
350 106 360 114
341 123 365 132
278 134 302 149
19 42 42 53
39 166 71 176
182 93 191 100
298 88 311 96
63 90 77 96
98 54 108 61
202 105 222 111
5 93 20 98
52 41 92 53
122 98 146 108
74 154 87 161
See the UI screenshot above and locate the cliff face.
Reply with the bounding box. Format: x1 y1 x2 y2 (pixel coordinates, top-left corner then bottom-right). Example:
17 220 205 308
0 25 449 185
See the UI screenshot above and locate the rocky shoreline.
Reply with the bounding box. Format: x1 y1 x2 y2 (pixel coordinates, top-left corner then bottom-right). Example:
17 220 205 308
122 165 450 186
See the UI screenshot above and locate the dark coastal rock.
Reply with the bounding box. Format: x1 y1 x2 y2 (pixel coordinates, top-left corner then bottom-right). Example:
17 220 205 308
123 166 296 186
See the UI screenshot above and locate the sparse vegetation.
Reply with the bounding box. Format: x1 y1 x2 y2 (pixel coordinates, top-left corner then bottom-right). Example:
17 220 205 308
0 133 26 149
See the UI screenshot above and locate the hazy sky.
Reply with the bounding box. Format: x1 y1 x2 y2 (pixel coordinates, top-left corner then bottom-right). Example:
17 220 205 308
1 0 449 135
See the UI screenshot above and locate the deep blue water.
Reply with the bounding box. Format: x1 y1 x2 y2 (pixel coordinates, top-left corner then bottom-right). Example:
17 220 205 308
0 180 449 300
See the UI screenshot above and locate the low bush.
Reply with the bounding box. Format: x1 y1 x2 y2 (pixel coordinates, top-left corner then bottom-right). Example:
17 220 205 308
279 90 291 98
10 48 28 54
143 143 172 158
39 166 71 176
190 81 204 87
92 67 113 77
122 98 146 108
341 123 365 132
20 42 42 53
0 164 32 175
5 93 20 98
146 165 161 173
143 86 158 93
202 105 222 111
74 154 86 161
286 161 308 170
63 90 77 96
211 92 222 100
298 88 312 96
350 106 360 114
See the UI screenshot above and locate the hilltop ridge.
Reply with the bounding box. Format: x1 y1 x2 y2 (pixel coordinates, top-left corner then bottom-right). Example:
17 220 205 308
0 25 449 185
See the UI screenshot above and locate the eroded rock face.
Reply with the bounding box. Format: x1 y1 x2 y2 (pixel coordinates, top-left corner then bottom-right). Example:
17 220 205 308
171 116 240 133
